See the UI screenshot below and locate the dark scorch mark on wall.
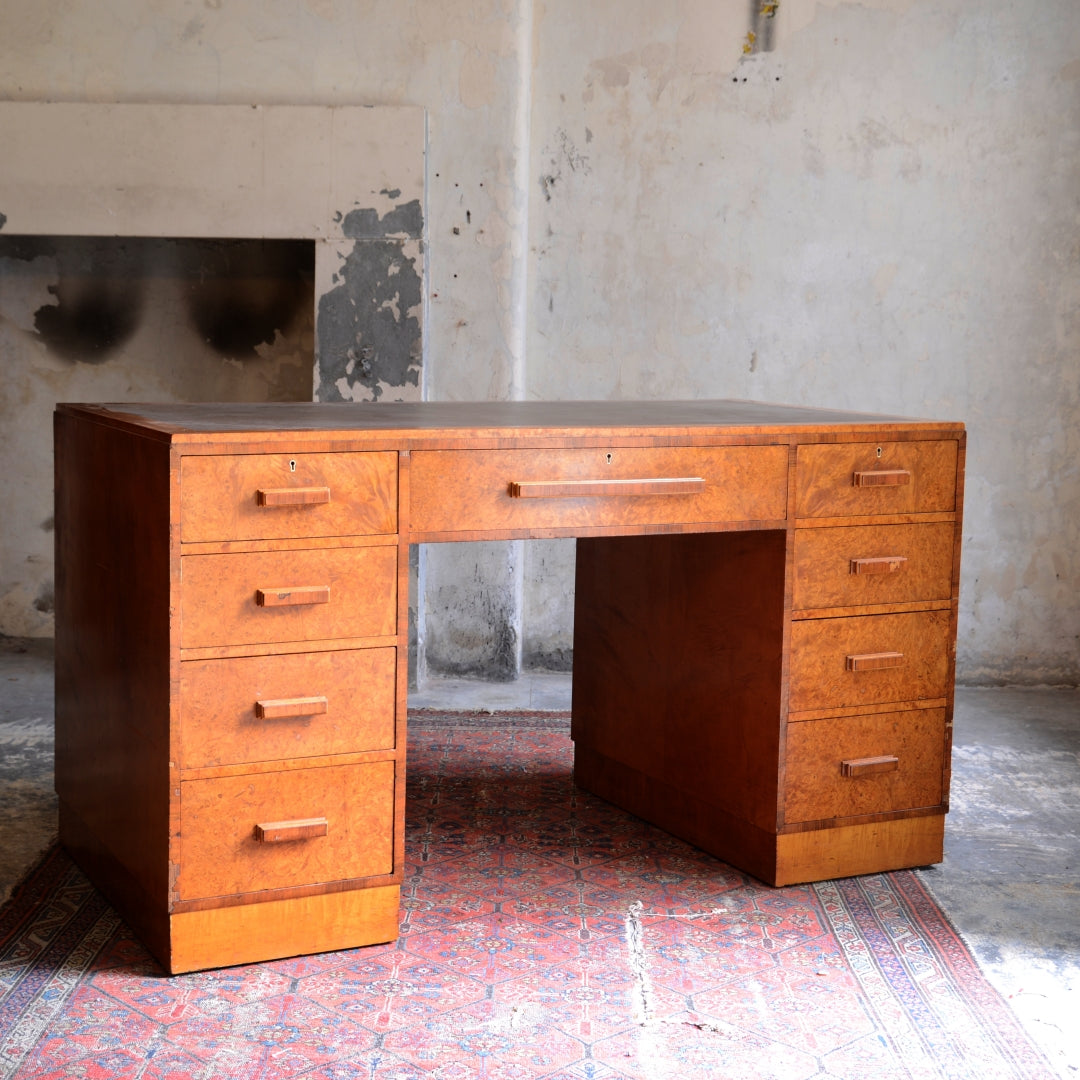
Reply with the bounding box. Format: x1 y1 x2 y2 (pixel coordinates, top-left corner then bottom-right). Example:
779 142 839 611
184 239 313 359
8 236 312 364
317 200 423 402
34 243 145 363
0 236 146 361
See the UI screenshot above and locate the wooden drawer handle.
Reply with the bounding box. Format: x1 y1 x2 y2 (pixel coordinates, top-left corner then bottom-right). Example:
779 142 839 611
841 755 899 778
257 487 331 506
846 651 904 671
253 817 328 843
254 696 328 720
850 556 908 575
852 469 911 487
255 586 330 607
509 477 705 499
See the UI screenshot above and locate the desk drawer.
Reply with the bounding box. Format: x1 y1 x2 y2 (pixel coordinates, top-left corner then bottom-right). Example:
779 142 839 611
180 545 397 649
409 445 788 536
180 647 396 769
793 523 955 611
784 709 946 823
795 441 958 519
788 610 951 713
178 760 395 900
181 452 397 542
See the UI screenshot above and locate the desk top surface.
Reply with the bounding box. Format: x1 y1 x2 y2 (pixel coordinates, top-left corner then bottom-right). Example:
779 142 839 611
58 399 963 443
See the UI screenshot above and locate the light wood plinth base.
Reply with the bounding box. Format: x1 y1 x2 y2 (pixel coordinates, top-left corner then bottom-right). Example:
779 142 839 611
574 746 944 886
170 886 401 974
774 817 943 886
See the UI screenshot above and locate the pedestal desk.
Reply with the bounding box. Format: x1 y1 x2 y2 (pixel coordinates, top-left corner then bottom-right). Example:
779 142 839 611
54 400 965 973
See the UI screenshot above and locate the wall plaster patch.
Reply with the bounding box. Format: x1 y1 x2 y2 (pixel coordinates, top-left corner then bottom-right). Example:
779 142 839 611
317 222 423 402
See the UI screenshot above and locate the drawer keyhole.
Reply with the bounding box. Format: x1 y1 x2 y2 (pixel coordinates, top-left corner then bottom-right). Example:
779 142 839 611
289 460 297 472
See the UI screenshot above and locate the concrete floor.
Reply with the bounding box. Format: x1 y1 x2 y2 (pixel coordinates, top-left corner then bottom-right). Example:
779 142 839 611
2 639 1077 1077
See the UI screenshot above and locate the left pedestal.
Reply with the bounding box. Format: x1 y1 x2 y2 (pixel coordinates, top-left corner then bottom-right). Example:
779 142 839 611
54 407 407 973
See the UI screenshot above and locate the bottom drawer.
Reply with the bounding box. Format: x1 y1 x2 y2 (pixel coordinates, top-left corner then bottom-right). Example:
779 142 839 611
179 761 395 900
783 709 946 824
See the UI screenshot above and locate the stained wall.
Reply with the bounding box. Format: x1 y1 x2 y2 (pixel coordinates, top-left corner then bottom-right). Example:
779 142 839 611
0 0 1076 683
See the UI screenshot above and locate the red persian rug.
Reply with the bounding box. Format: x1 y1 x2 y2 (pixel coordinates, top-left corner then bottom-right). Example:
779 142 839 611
0 712 1054 1080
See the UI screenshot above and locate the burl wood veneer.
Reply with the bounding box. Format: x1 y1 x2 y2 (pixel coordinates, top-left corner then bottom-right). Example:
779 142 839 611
55 400 964 972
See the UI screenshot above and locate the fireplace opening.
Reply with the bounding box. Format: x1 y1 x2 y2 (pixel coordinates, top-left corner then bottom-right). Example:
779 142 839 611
0 234 317 638
1 235 314 384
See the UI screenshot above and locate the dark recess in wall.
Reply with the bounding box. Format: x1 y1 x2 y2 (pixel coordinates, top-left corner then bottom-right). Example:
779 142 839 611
11 236 147 362
184 239 313 358
0 236 314 364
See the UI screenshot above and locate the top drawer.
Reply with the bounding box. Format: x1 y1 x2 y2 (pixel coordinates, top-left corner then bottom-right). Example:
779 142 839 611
795 441 958 519
409 445 789 536
181 452 397 542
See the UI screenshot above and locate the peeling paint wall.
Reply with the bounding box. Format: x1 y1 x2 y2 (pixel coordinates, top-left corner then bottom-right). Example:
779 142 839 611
0 0 1076 683
315 201 424 403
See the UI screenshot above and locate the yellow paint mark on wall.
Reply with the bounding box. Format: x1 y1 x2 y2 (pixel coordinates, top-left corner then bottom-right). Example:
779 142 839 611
745 2 779 55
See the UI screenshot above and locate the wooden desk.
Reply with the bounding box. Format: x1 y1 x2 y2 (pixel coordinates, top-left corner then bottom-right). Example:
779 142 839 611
54 400 965 973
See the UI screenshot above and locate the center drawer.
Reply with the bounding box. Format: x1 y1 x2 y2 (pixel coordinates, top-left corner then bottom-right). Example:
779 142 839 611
180 647 397 769
788 609 951 714
180 544 397 649
179 760 395 900
409 445 789 536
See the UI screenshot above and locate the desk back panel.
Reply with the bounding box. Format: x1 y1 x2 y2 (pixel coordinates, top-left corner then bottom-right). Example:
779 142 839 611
572 530 788 836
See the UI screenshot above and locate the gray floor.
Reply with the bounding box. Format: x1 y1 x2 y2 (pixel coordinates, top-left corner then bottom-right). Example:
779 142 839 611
2 640 1077 1077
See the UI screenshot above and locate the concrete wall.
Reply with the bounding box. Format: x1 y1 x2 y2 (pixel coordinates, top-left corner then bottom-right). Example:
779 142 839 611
0 0 1076 683
524 0 1080 684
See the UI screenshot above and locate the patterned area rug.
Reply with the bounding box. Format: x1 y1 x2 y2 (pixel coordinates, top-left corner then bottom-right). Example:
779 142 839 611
0 712 1054 1080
